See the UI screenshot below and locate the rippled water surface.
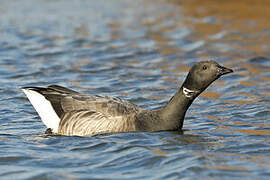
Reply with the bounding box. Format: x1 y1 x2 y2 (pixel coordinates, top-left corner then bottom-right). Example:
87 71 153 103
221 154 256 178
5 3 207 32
1 0 270 179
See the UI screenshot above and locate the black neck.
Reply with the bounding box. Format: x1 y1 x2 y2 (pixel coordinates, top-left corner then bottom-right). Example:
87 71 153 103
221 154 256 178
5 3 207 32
158 86 199 130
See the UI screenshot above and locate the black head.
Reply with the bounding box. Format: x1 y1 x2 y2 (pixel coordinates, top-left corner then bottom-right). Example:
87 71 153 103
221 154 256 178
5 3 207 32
183 61 233 92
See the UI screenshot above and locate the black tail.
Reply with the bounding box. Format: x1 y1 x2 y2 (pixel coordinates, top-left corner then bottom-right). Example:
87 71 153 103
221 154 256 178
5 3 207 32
21 85 78 118
22 85 78 95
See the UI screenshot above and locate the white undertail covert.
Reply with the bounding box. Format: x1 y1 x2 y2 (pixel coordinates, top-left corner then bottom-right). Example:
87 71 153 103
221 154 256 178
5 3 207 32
22 89 60 133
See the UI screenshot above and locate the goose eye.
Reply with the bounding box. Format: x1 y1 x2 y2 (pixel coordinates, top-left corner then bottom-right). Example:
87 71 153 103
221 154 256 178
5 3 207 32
202 65 207 70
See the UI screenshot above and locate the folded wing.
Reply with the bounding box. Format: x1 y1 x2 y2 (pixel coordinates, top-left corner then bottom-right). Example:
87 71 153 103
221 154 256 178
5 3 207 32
22 85 142 136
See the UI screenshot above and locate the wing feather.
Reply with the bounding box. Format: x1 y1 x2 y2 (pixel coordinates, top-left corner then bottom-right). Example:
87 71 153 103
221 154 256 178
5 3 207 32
60 94 142 116
23 85 141 136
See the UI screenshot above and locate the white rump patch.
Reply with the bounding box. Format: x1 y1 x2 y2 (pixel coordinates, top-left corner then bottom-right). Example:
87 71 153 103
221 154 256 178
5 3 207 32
22 89 60 133
183 87 198 98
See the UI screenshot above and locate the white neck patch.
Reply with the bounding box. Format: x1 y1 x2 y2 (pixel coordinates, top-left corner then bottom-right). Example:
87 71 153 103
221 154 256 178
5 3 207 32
183 87 198 98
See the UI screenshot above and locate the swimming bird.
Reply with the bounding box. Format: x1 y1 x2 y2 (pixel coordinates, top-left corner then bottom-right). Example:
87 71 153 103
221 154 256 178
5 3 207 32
21 60 233 136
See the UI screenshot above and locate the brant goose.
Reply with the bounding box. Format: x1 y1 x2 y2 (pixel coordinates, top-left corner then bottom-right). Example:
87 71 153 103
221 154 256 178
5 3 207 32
22 61 233 136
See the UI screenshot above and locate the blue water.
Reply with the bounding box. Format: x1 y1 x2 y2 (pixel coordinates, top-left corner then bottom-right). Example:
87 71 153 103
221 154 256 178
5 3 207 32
1 0 270 179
